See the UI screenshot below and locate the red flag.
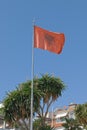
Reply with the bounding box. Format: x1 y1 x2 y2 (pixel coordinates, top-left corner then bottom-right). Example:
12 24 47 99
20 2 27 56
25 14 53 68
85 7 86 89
34 26 65 54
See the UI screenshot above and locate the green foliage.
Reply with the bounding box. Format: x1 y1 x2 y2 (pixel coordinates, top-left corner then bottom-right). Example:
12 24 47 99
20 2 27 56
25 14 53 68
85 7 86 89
63 118 82 130
37 74 65 102
33 119 42 130
3 82 43 129
34 121 53 130
3 74 66 129
35 74 66 126
0 107 4 115
38 125 53 130
75 103 87 129
4 88 30 122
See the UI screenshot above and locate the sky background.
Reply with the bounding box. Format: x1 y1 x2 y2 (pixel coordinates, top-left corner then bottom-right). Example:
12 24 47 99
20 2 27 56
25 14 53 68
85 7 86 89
0 0 87 109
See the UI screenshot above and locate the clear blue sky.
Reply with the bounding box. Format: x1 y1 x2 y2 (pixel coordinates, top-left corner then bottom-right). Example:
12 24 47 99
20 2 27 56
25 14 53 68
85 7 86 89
0 0 87 108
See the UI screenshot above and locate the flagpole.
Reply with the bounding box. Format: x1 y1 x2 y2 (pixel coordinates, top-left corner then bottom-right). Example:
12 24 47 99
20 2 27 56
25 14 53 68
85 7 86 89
30 20 35 130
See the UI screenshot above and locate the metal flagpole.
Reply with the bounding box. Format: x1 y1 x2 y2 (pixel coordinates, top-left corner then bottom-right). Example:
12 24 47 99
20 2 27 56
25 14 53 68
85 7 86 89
30 20 35 130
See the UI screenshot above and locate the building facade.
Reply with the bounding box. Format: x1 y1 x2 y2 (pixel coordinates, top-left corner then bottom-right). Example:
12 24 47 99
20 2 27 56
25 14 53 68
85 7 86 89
46 103 77 130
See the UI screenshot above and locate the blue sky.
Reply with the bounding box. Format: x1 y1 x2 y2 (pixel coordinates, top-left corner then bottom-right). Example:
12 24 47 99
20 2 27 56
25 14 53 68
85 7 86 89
0 0 87 109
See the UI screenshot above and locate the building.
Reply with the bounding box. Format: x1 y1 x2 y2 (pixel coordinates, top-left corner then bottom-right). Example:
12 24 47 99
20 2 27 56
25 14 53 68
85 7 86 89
46 103 77 130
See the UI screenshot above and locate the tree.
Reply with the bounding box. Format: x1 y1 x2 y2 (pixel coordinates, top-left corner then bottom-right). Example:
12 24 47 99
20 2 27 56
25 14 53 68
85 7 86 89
35 74 66 126
63 118 82 130
75 103 87 129
3 83 42 130
3 74 66 129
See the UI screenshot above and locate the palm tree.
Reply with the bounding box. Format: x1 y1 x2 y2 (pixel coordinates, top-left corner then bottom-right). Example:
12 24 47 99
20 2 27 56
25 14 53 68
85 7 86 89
3 74 66 129
75 103 87 129
63 118 82 130
35 74 66 126
3 84 42 130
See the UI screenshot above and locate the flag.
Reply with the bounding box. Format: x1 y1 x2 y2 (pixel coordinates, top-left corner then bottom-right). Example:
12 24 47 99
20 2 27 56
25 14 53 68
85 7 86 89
34 26 65 54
